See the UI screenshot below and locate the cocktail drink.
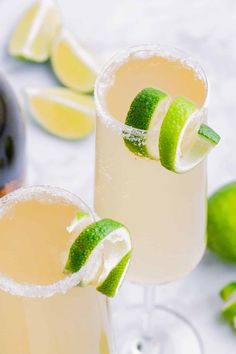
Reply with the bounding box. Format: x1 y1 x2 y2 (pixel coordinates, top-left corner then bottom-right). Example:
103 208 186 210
94 45 213 354
95 47 207 284
0 186 112 354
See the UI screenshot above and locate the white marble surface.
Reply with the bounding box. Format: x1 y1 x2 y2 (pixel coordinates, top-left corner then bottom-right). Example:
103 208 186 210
0 0 236 353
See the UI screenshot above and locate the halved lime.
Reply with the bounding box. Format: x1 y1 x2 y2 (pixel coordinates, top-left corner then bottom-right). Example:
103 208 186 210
65 219 132 297
9 0 61 62
124 87 170 160
26 87 95 139
51 29 98 93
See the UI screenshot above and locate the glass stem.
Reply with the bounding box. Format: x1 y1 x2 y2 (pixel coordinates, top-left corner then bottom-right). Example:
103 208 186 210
139 284 156 349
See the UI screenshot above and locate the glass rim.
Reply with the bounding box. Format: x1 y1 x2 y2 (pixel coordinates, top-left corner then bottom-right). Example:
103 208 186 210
94 44 209 136
0 185 96 298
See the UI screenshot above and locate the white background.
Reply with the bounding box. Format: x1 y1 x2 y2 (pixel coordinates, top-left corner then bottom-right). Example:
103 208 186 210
0 0 236 352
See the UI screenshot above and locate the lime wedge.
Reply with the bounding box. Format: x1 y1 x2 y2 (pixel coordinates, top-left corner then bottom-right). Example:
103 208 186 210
51 29 98 93
26 87 95 139
65 219 132 297
9 0 61 62
124 87 170 160
159 96 220 173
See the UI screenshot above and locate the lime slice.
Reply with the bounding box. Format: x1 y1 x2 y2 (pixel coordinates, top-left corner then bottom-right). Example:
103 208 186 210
51 29 98 93
208 182 236 262
65 219 132 297
124 87 170 160
159 96 220 173
9 0 61 62
26 87 95 139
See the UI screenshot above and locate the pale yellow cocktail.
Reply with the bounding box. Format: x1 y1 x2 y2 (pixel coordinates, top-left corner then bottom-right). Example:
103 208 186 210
95 46 207 284
0 186 112 354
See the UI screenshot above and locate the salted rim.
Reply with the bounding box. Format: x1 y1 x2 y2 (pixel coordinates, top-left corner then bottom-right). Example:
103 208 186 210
0 185 95 298
94 44 209 137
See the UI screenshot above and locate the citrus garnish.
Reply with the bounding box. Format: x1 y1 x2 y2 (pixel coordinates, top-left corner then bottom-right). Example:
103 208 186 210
208 182 236 262
67 212 92 236
65 219 132 297
220 282 236 327
9 0 61 62
124 87 170 160
220 283 236 301
26 87 95 139
159 96 220 173
97 250 132 298
51 29 98 93
123 89 220 172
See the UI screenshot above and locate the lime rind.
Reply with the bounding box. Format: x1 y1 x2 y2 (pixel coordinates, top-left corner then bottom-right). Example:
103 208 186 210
222 298 236 323
198 124 221 145
65 219 126 273
159 96 220 173
65 219 132 297
233 318 236 330
220 282 236 326
123 89 220 172
97 250 132 297
159 96 197 172
66 211 92 235
124 87 169 160
220 282 236 301
76 211 89 220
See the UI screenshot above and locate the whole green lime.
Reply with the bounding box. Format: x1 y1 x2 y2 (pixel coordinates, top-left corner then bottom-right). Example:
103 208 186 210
208 182 236 262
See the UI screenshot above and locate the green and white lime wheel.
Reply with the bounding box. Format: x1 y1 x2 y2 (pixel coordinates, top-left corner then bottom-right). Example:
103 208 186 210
159 96 220 173
51 29 98 93
65 219 132 297
124 87 170 160
26 87 95 139
9 0 61 62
